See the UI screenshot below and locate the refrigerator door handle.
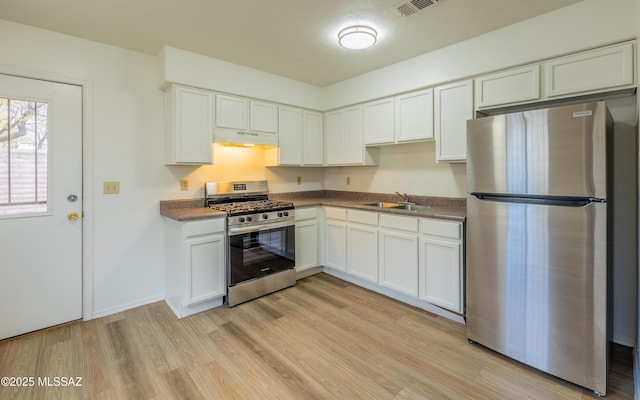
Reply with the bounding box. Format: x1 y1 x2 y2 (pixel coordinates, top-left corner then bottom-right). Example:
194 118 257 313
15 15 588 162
470 193 603 207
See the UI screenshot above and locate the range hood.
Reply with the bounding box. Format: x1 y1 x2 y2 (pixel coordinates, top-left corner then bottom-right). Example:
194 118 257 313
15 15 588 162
214 128 278 147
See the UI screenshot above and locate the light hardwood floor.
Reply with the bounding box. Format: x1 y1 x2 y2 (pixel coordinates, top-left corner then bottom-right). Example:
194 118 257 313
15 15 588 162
0 273 634 399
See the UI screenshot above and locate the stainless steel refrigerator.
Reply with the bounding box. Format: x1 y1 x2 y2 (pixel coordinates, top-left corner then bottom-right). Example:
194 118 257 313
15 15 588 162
466 101 612 395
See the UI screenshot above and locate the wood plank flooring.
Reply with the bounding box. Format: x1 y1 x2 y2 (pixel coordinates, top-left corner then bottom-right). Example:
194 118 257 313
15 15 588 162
0 273 634 399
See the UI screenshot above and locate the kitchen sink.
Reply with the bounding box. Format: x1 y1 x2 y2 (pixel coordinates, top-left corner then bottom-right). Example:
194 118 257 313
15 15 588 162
362 202 402 208
394 203 431 211
362 202 431 212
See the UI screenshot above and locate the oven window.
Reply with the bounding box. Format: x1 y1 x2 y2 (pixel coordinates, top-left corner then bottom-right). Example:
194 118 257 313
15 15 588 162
229 225 295 285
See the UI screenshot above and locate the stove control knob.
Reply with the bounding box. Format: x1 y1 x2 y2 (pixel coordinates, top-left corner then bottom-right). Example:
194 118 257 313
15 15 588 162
239 217 245 223
246 216 253 222
262 214 269 220
283 211 289 217
277 212 283 217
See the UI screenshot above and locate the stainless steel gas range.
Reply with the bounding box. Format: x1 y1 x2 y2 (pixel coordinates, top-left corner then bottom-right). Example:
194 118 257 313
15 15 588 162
205 181 295 306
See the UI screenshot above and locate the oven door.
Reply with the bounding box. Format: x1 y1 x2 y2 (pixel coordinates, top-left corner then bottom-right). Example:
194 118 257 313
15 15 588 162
228 220 295 286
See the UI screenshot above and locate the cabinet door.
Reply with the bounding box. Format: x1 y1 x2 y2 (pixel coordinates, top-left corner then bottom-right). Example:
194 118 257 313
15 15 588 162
475 65 541 109
347 224 379 283
303 110 324 165
363 97 395 145
325 219 347 272
325 110 344 165
216 94 248 130
295 219 318 272
434 80 473 162
419 236 462 313
250 100 278 133
278 106 303 165
395 89 434 142
344 105 364 164
165 85 214 165
545 42 634 98
185 233 225 306
379 229 418 297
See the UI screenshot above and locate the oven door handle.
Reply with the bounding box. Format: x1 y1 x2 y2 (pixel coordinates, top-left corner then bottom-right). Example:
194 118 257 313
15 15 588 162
228 220 295 236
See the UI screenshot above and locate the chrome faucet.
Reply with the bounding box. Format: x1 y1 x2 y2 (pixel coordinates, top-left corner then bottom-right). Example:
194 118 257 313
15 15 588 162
395 192 410 204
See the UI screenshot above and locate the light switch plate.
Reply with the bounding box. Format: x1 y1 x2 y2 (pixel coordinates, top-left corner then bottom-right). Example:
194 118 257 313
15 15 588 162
103 181 120 194
180 179 189 191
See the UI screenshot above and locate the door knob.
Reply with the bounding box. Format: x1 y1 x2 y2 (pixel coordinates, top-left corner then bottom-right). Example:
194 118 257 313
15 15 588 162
67 212 79 221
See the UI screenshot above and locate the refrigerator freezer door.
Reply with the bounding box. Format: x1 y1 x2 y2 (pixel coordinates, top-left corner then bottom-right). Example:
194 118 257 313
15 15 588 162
466 195 608 394
467 101 609 199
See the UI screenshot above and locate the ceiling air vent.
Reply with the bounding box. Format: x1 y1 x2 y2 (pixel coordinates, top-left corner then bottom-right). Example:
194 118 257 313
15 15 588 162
394 0 438 17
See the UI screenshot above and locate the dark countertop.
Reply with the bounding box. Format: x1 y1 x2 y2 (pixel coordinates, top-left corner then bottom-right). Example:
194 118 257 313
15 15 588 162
161 190 466 222
160 198 226 221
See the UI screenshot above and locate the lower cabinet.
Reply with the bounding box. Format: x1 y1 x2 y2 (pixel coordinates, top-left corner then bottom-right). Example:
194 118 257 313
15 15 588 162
379 214 419 297
164 217 226 318
295 207 319 272
324 207 347 272
418 218 464 314
346 210 379 283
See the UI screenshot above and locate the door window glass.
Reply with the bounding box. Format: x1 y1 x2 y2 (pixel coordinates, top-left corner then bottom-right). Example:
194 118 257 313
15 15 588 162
0 97 48 216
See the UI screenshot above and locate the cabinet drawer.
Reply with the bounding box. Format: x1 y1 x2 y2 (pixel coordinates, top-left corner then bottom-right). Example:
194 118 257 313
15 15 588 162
348 210 378 226
295 207 318 221
420 219 461 239
183 218 225 237
325 207 347 220
380 214 418 232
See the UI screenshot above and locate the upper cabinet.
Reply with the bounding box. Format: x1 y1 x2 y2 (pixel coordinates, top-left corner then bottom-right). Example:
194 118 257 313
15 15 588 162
267 106 324 166
475 41 635 111
214 94 278 146
325 105 378 166
164 84 214 165
395 88 434 142
363 97 395 145
434 80 473 163
475 65 541 109
363 89 434 146
215 94 248 130
544 42 635 98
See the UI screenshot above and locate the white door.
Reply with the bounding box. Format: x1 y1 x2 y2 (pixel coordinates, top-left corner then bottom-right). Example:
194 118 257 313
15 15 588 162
0 74 82 340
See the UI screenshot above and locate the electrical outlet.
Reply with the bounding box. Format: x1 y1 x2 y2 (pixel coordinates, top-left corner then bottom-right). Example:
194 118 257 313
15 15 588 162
346 176 351 185
296 176 301 185
180 179 189 191
103 181 120 194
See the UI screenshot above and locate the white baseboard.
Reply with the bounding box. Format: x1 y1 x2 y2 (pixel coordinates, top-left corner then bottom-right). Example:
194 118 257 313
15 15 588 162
90 294 164 319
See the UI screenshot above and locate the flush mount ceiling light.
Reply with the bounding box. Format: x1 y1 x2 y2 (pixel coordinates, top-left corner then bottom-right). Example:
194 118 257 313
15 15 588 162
338 25 377 50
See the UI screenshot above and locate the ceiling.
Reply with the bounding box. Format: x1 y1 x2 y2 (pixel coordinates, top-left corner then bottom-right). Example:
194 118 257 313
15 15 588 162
0 0 582 87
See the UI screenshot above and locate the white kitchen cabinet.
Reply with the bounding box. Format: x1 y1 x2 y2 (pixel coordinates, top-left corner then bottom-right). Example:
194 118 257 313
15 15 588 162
303 110 324 165
164 217 226 318
164 84 214 165
268 107 323 166
275 105 303 165
379 214 419 297
544 42 634 98
434 80 473 163
395 88 434 142
215 93 248 130
215 94 278 145
346 210 379 283
295 207 319 272
419 218 464 313
363 97 395 145
324 207 347 272
475 65 541 109
249 100 278 133
325 105 378 165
